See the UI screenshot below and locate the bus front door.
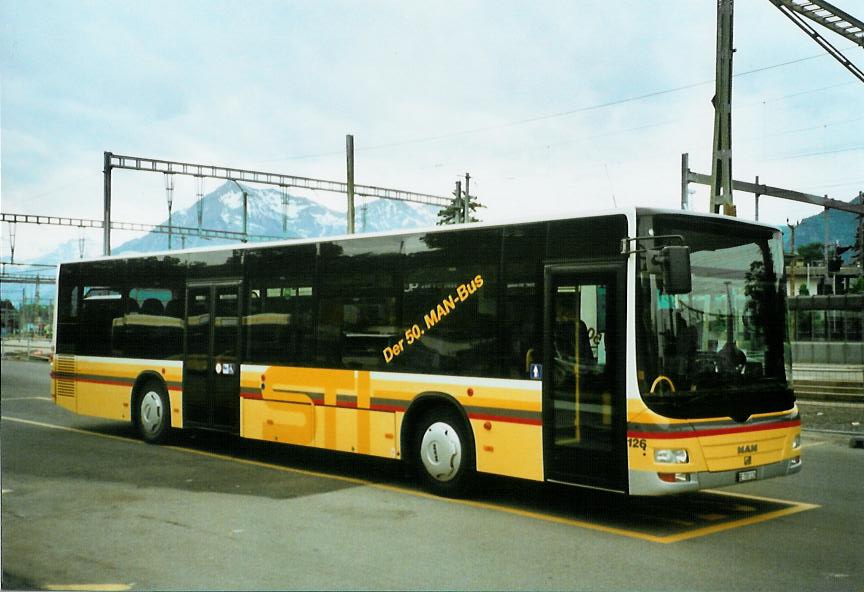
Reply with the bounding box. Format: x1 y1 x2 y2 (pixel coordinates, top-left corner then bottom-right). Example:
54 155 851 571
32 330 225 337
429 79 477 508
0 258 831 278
543 264 626 492
183 282 242 432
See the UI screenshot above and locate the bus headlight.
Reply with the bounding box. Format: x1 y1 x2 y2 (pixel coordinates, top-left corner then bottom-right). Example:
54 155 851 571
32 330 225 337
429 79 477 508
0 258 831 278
654 448 689 464
791 435 801 450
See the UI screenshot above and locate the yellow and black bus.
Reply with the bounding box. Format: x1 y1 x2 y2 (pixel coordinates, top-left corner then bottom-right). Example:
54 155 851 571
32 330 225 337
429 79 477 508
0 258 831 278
51 208 802 496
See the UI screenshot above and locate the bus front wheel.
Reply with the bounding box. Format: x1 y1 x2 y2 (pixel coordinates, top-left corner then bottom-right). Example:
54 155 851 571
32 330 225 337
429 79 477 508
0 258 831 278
135 381 172 444
413 407 474 497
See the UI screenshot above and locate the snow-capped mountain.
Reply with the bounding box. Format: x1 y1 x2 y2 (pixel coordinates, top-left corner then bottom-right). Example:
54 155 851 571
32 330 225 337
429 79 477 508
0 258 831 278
114 181 441 254
21 237 103 266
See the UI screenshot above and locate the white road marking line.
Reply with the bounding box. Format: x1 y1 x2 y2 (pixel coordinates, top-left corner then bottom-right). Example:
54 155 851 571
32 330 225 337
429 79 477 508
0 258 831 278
45 585 131 591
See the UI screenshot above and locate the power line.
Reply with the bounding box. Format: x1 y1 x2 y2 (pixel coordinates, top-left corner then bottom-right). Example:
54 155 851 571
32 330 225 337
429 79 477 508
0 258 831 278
737 81 857 108
803 178 864 191
762 115 864 138
261 49 855 163
765 145 864 161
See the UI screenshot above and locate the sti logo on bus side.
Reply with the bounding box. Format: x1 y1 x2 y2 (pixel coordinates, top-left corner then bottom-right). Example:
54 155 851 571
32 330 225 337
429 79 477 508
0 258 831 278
738 444 758 454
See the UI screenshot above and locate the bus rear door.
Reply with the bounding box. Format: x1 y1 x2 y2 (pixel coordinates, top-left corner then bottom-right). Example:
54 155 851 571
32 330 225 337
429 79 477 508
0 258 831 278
183 281 242 432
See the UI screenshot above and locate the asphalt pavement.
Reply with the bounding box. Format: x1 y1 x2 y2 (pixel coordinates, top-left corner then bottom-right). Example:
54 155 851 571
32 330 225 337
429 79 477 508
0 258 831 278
2 359 863 591
797 400 864 435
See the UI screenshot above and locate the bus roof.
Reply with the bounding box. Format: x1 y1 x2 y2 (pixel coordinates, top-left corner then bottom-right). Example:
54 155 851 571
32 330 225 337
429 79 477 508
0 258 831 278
58 206 781 266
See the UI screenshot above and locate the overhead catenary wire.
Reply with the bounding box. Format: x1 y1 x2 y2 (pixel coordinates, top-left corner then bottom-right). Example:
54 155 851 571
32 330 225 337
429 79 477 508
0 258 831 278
259 48 858 164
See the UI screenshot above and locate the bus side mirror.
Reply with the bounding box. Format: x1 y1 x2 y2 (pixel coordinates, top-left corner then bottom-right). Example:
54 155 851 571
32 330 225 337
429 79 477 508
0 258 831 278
652 246 691 294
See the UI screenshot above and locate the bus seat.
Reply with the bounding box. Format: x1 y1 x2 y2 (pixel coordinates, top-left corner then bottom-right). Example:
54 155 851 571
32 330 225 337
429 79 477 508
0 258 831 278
141 298 164 316
164 300 182 318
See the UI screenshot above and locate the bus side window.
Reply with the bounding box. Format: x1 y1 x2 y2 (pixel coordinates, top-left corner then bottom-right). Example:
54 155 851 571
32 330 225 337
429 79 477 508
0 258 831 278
80 286 123 357
504 281 541 379
502 223 545 379
56 270 80 354
245 285 314 366
317 237 403 371
122 287 183 359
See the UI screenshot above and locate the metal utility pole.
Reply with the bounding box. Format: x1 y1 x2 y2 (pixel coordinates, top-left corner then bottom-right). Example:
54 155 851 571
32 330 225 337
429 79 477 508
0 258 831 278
454 181 462 224
463 173 471 223
680 153 691 210
21 288 27 335
243 189 248 243
196 176 205 235
857 192 864 275
281 185 289 232
823 205 832 294
165 173 174 250
755 176 760 221
787 218 799 295
711 0 736 216
227 180 249 243
34 275 41 333
346 134 355 234
8 222 16 264
103 151 112 255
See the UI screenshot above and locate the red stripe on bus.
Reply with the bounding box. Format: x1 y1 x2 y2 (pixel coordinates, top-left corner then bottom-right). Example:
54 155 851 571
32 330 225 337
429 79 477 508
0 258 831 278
53 374 183 391
71 377 132 388
240 392 263 400
627 419 801 440
366 404 541 425
370 404 407 413
467 412 543 426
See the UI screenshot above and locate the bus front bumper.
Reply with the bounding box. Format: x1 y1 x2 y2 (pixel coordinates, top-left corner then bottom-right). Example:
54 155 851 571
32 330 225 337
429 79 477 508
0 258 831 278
628 455 802 496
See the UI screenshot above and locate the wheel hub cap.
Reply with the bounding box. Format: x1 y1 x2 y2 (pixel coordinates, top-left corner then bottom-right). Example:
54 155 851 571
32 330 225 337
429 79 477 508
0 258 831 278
420 421 462 482
140 391 163 434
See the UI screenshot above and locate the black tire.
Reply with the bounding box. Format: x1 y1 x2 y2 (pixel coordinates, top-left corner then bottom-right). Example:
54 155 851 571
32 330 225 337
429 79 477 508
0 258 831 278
135 380 172 444
413 407 475 497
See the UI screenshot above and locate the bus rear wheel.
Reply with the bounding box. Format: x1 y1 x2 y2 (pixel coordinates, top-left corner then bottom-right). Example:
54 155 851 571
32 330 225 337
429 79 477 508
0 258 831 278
413 407 474 497
136 381 172 444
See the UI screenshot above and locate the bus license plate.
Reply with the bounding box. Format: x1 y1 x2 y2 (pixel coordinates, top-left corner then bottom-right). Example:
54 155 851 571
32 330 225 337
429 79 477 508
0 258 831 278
737 469 758 483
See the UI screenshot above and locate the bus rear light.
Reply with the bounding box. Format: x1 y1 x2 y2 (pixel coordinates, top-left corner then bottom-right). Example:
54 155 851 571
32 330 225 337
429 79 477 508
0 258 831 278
654 448 689 464
658 472 690 483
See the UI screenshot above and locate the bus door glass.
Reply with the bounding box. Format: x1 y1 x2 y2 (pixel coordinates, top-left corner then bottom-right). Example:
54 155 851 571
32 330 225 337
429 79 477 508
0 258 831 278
544 266 626 491
183 282 241 431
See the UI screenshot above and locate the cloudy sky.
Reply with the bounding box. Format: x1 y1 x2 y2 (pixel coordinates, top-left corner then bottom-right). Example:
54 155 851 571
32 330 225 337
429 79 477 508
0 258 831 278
1 0 862 261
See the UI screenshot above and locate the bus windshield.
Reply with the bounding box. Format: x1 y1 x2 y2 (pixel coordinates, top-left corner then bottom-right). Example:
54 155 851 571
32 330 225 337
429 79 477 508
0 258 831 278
636 215 794 421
